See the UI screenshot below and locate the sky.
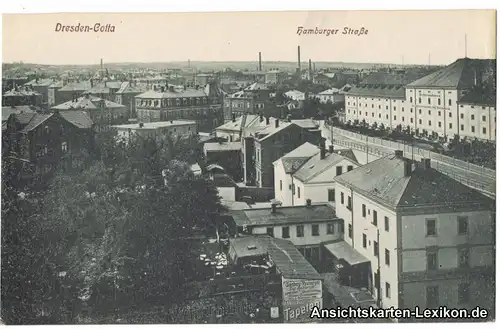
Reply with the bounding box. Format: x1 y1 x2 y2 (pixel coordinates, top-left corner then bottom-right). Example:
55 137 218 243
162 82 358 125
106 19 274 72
2 10 496 66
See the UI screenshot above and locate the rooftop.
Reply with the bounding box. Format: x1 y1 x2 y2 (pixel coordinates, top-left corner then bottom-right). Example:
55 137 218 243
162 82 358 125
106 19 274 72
2 106 38 122
112 120 196 130
215 114 261 132
359 71 430 87
52 95 125 111
334 152 493 209
458 84 496 106
116 81 148 94
274 142 320 174
204 141 242 152
231 203 337 227
136 87 208 99
24 78 55 87
58 80 92 92
59 111 94 129
407 58 496 89
346 85 406 98
230 236 321 280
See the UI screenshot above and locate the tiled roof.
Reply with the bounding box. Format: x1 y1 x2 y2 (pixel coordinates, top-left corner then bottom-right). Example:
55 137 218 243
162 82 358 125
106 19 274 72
231 203 337 226
458 85 496 106
407 58 496 89
203 142 242 152
254 122 293 142
136 88 207 99
58 80 92 92
59 111 93 129
116 81 148 94
215 114 260 132
52 96 125 111
229 235 321 279
293 150 360 183
346 86 406 98
24 78 54 87
3 88 41 97
318 88 341 95
2 106 37 122
276 142 320 174
334 154 493 209
291 118 319 129
359 71 428 87
20 113 54 132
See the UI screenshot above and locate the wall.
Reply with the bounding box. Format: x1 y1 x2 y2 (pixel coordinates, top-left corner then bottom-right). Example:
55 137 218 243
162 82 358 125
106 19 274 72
237 186 275 202
251 221 342 246
218 187 236 201
274 161 294 206
458 103 496 141
334 183 399 309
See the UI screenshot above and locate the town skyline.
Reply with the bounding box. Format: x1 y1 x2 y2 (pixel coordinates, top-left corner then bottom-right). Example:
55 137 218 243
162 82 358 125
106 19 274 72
2 10 496 66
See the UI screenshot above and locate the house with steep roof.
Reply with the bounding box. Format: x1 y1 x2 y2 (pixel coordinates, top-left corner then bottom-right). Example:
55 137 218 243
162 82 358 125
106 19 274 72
3 110 93 184
274 141 360 206
332 149 495 318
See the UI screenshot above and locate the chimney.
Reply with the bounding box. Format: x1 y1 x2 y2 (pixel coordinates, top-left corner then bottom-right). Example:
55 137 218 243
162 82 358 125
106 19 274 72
404 159 413 177
297 46 301 71
309 59 312 76
265 117 270 125
306 199 312 207
328 144 334 153
394 150 404 158
100 58 103 71
259 114 264 122
232 113 236 122
275 118 279 128
259 52 262 71
320 143 326 160
271 203 277 214
421 158 431 170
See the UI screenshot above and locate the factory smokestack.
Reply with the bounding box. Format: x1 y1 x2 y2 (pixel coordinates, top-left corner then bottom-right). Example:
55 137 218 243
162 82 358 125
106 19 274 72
259 52 262 71
297 46 301 71
100 58 103 70
309 59 312 80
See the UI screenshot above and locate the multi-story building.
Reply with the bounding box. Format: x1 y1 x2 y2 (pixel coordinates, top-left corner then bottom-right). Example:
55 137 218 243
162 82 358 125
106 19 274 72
135 82 224 132
2 87 43 107
241 118 322 188
85 80 124 102
265 69 287 85
315 87 347 104
332 150 495 318
223 82 273 122
3 110 93 184
112 120 197 143
24 78 55 109
55 80 92 105
230 202 343 266
52 94 128 130
114 81 148 118
345 58 496 142
213 114 262 142
284 90 306 101
47 81 64 108
274 142 360 206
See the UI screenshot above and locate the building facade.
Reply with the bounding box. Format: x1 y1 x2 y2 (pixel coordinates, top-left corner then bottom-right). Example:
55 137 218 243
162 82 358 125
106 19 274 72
223 82 273 122
112 120 197 143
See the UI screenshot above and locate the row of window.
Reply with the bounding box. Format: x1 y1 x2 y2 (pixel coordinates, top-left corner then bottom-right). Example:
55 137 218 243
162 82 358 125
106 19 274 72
266 223 340 238
137 97 211 107
361 203 390 231
426 283 470 308
349 108 494 122
426 217 469 236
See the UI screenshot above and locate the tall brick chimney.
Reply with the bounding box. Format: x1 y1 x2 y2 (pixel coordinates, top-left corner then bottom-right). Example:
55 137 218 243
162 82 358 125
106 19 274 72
297 46 301 71
259 52 262 71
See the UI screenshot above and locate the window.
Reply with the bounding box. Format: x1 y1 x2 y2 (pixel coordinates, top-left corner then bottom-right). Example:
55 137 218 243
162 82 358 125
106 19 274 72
460 124 464 131
427 251 438 270
410 118 413 123
327 223 335 235
328 189 335 202
296 225 304 237
336 166 343 176
428 120 432 126
362 204 366 217
449 123 452 129
426 219 437 236
449 112 452 118
362 234 367 248
428 110 431 115
297 187 301 198
347 196 352 210
428 98 431 105
402 117 405 122
340 192 344 205
348 224 353 238
460 113 464 119
340 222 345 234
482 115 486 122
419 97 421 104
483 127 487 134
386 282 391 298
312 224 319 236
384 216 389 232
471 114 475 120
419 119 422 124
410 97 413 103
471 126 475 133
458 283 470 304
458 216 468 235
402 107 405 112
282 227 290 238
347 165 354 172
438 99 441 105
394 115 397 120
61 142 68 153
458 248 469 268
267 227 274 237
280 180 282 191
385 249 390 266
438 122 441 128
426 286 439 308
374 241 379 256
448 99 452 106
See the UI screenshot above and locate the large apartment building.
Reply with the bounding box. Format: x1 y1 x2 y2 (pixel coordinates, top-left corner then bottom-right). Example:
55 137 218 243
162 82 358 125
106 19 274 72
332 150 495 319
345 58 496 142
223 82 274 122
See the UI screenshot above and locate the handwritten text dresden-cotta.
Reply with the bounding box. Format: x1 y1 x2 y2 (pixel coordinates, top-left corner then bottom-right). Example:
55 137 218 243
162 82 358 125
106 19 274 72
297 26 368 36
54 23 116 32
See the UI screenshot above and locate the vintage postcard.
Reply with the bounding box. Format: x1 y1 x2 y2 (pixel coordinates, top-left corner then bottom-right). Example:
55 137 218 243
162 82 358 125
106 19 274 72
1 9 497 325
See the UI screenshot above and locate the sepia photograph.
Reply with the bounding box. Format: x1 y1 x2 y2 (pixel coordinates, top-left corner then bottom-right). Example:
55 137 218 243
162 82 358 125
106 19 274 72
0 4 497 325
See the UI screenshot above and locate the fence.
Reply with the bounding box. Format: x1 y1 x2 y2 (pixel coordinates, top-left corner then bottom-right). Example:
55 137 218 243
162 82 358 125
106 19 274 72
332 138 495 198
328 126 496 179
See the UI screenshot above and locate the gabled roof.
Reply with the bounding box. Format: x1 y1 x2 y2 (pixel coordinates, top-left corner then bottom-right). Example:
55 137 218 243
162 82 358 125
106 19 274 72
290 118 319 129
360 71 428 87
274 142 321 174
59 111 93 129
24 78 54 87
52 96 125 111
458 84 496 106
215 114 260 132
20 113 54 132
334 153 493 209
3 88 41 97
244 82 269 91
254 121 294 142
58 80 92 92
2 106 38 122
346 86 406 98
406 58 496 89
292 149 360 183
